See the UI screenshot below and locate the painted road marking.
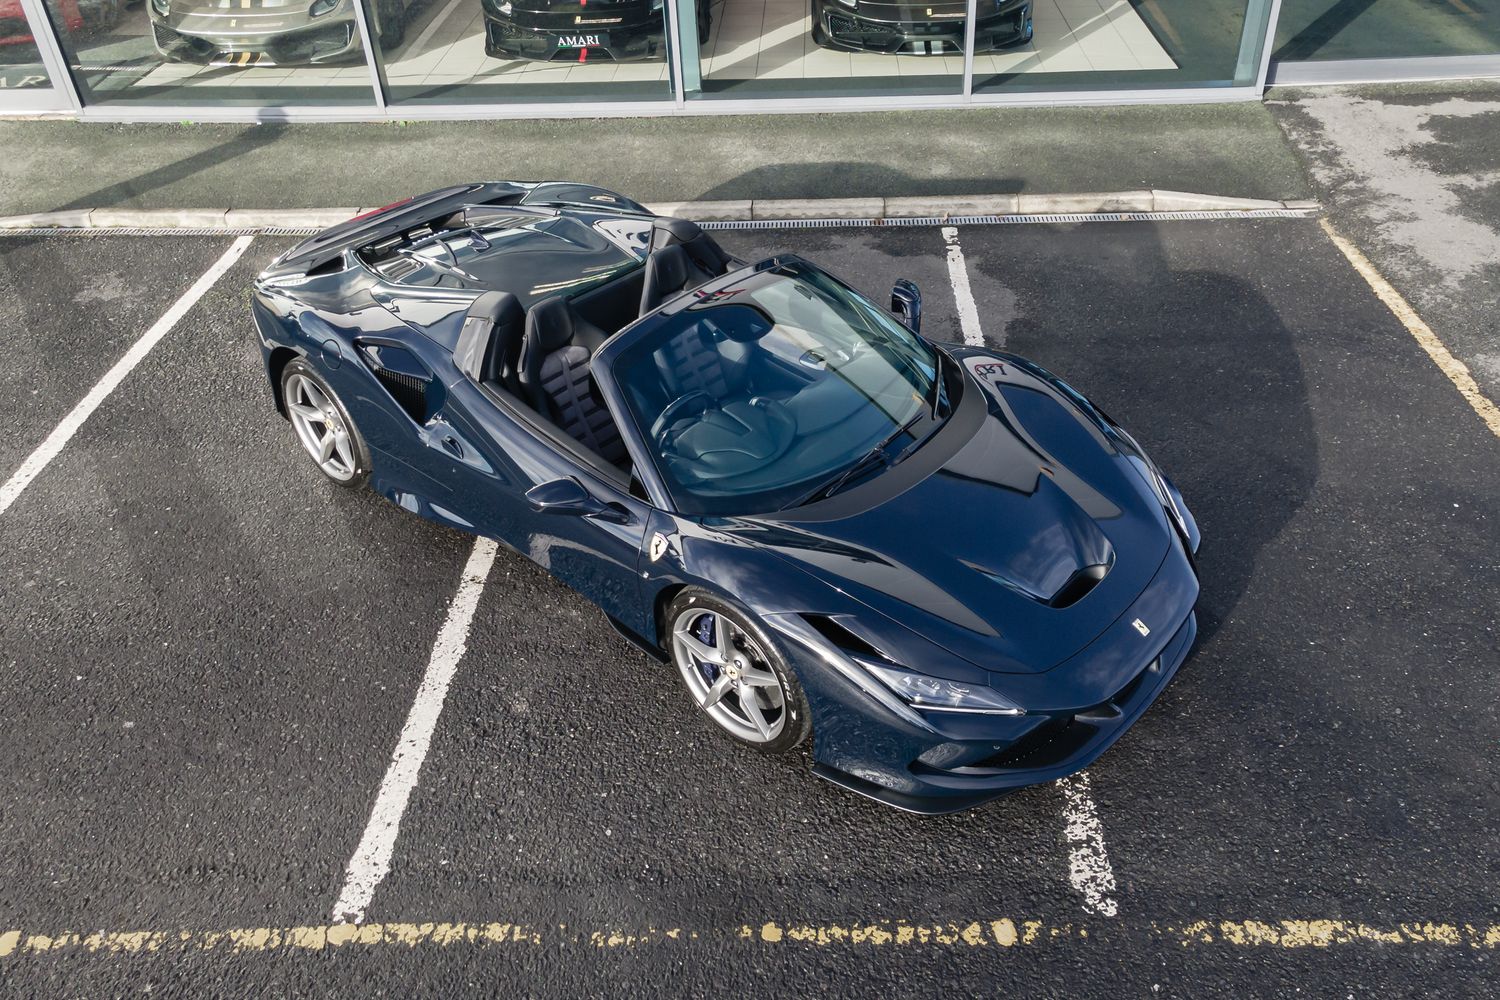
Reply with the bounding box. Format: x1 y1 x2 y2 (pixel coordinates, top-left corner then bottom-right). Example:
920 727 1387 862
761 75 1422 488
1060 772 1119 917
1321 218 1500 441
941 226 985 347
942 225 1116 918
332 537 500 924
0 236 254 517
2 918 1498 958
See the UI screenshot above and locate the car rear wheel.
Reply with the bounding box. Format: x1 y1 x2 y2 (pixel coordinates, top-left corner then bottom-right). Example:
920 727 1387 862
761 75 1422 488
667 590 811 754
281 360 370 488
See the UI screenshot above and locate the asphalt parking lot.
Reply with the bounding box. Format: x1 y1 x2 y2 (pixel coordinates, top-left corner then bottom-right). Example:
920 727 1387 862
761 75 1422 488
0 217 1497 997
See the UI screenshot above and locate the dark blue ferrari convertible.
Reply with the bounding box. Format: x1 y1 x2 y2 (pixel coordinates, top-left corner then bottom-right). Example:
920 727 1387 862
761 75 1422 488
251 182 1201 814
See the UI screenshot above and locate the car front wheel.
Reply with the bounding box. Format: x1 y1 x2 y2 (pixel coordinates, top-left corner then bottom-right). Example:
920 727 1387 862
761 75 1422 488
667 590 812 754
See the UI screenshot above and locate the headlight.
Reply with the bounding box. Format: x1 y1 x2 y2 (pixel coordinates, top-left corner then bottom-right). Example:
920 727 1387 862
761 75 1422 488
650 0 663 10
151 0 169 15
497 0 513 13
308 0 339 15
836 0 857 7
859 659 1025 716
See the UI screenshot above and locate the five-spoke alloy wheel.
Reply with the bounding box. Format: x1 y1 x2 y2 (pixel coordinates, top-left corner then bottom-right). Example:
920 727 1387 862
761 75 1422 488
281 360 370 487
667 590 811 753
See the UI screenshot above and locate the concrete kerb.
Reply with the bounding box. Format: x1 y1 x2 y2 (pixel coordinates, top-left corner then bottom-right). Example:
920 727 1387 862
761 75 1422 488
0 192 1314 232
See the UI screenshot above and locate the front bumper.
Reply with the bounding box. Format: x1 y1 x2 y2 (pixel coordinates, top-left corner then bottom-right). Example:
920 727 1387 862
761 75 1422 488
815 0 1030 54
782 537 1199 815
150 5 361 65
483 4 665 62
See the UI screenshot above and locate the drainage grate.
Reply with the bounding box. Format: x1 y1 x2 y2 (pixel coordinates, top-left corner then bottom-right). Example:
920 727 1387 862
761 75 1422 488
700 208 1316 231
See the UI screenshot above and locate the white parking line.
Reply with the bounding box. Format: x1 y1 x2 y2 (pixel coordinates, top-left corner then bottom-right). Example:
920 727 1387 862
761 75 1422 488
332 537 500 925
940 226 985 347
939 225 1119 917
0 236 254 517
1059 772 1118 917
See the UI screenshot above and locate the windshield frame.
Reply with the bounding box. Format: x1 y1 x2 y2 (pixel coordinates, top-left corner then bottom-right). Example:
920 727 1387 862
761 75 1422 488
592 255 955 517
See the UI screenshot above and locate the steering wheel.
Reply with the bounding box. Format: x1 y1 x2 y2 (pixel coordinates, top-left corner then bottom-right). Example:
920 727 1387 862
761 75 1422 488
651 390 715 445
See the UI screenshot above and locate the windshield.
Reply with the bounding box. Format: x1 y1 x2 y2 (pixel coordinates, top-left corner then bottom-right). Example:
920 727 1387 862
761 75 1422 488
613 259 952 516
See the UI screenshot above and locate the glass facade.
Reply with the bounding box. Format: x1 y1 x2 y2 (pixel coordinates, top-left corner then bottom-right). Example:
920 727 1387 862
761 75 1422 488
1274 0 1500 63
0 0 1495 114
374 0 675 105
2 0 57 93
970 0 1269 96
39 0 378 107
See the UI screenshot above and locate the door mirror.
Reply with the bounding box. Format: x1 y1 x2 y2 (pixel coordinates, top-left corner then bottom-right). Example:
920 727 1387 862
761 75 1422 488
891 279 922 334
526 477 630 523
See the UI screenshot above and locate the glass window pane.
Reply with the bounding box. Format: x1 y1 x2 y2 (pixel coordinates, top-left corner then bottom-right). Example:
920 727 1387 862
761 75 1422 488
971 0 1263 94
1274 0 1500 62
41 0 378 107
1 0 55 92
691 0 965 98
376 0 674 105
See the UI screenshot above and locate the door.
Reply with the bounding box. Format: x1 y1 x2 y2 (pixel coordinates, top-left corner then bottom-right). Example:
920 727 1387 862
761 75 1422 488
438 379 653 629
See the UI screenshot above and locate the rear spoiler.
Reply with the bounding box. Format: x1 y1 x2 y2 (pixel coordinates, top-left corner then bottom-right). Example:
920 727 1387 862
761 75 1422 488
263 181 652 278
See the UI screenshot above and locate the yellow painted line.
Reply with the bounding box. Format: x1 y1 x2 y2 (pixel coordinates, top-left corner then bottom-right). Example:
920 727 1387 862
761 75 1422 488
1321 218 1500 441
2 919 1499 958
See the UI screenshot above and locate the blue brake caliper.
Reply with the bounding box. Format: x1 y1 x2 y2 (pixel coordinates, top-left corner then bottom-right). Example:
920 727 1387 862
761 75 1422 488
694 614 719 684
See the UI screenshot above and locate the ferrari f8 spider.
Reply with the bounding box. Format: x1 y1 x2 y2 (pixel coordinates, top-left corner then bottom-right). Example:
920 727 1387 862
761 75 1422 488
251 182 1200 814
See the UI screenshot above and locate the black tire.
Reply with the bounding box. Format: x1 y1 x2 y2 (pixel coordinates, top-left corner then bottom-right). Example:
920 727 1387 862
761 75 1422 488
280 358 372 489
377 0 406 50
665 588 812 755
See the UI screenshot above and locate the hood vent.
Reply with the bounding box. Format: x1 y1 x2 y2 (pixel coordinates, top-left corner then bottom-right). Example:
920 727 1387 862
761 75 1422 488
1047 563 1110 609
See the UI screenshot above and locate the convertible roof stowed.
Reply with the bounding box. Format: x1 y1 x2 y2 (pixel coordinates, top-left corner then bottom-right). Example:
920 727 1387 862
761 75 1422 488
251 182 1202 816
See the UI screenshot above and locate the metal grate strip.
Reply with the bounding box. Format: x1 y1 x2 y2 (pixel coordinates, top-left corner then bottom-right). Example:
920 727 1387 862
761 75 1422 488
700 208 1316 231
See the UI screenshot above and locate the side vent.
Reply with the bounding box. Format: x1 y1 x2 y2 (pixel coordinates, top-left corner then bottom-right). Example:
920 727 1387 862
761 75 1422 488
374 369 428 424
804 614 887 662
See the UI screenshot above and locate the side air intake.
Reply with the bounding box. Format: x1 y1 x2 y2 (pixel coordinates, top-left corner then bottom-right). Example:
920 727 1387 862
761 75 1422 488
374 369 428 424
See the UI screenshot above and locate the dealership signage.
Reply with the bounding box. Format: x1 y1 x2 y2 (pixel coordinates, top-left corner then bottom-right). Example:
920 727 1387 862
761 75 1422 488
0 73 49 89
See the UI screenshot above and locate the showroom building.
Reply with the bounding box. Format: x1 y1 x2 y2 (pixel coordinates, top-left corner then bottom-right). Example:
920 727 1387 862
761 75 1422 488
0 0 1496 119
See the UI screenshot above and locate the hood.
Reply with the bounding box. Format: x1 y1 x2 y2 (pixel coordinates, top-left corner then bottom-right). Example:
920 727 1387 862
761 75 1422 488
722 355 1173 674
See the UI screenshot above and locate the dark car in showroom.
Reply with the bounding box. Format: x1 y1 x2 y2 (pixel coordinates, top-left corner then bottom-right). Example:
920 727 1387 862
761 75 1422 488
250 182 1200 815
481 0 709 62
149 0 412 66
813 0 1032 54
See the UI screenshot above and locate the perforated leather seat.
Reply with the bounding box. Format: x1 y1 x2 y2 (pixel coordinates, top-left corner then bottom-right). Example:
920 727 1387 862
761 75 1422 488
517 295 629 467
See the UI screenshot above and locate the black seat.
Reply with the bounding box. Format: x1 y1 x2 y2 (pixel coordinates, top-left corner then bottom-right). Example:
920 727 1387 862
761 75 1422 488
647 217 733 280
453 290 525 392
639 244 717 316
517 296 629 466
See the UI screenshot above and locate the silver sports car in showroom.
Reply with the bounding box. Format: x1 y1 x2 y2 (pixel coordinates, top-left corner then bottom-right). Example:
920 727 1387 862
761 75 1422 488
150 0 411 65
